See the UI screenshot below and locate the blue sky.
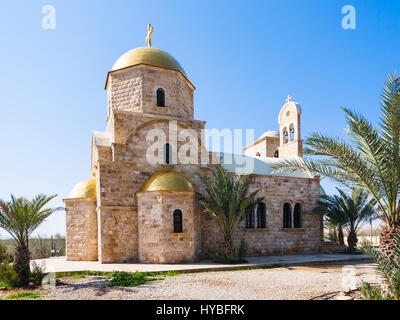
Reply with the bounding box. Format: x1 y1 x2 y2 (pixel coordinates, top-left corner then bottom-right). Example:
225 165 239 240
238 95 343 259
0 0 399 237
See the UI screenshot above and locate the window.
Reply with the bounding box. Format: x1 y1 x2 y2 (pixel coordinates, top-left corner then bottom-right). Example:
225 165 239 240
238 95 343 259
157 88 165 107
294 203 302 228
274 150 279 158
290 125 295 141
164 143 172 164
245 208 255 229
173 209 183 233
283 203 292 228
256 152 261 157
283 128 289 143
256 203 267 229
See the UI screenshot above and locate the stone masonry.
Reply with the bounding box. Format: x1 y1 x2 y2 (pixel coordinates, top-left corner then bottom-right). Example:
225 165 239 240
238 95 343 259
64 45 323 263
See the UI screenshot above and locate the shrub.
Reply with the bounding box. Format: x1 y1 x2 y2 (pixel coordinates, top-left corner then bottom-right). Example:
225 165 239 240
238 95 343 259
0 241 12 264
0 263 19 288
236 239 248 261
360 282 393 300
30 261 46 286
2 292 43 300
108 271 151 287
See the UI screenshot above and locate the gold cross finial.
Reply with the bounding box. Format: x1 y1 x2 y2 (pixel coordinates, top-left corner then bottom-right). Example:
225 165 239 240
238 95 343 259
145 24 154 47
286 94 293 103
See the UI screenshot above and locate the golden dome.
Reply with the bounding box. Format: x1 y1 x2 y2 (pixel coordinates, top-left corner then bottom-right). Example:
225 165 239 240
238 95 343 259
140 171 194 193
68 179 96 199
111 47 186 75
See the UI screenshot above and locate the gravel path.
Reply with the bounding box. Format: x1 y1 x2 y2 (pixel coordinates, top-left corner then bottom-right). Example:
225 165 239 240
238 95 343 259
43 261 378 300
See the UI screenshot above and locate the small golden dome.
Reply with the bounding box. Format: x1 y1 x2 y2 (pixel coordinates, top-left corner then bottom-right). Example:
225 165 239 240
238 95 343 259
111 47 186 75
68 179 96 199
140 171 194 193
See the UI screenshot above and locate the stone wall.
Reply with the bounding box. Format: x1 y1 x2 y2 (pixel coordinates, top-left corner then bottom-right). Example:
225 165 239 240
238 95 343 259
137 191 200 263
244 137 280 158
97 206 138 263
80 57 323 264
278 139 303 159
107 65 194 120
200 174 322 257
64 198 98 261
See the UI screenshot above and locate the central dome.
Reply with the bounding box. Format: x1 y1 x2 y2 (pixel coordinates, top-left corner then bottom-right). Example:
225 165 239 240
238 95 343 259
111 47 186 75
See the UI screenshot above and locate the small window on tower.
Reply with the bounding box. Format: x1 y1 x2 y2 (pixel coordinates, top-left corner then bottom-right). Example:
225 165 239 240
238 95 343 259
290 125 295 141
157 88 165 107
283 128 289 144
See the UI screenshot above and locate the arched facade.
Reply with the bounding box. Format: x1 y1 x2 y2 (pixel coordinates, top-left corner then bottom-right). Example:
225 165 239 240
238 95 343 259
64 40 323 264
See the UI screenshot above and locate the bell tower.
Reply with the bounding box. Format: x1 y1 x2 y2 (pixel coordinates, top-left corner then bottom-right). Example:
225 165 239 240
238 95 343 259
277 95 303 158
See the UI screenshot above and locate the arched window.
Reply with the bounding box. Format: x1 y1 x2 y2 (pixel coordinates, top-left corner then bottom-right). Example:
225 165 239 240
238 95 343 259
157 88 165 107
256 203 267 229
173 209 183 233
245 208 255 229
283 203 292 228
283 128 289 144
294 203 302 228
290 124 295 141
274 150 279 158
164 143 172 164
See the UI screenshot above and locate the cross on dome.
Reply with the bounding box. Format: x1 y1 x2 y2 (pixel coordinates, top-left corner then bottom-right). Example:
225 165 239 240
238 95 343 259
145 24 154 47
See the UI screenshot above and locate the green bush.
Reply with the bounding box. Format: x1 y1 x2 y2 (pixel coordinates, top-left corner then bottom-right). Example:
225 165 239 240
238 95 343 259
2 292 43 300
30 261 46 286
0 241 12 264
360 282 393 300
108 271 151 287
0 263 19 288
236 239 248 261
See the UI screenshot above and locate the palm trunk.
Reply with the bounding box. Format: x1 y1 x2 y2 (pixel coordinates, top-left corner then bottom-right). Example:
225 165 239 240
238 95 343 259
222 235 234 258
329 225 338 243
338 226 345 245
379 225 400 262
13 244 30 287
347 231 358 252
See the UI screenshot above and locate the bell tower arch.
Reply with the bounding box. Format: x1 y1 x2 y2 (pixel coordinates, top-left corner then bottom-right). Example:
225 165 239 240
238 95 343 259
278 95 303 158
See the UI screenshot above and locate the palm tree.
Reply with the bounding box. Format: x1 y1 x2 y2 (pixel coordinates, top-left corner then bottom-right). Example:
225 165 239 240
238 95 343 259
362 227 400 300
317 192 346 245
272 73 400 259
0 194 61 286
316 189 376 251
196 165 263 258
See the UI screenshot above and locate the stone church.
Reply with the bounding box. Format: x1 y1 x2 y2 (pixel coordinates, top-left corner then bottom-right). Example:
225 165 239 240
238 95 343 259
64 33 324 263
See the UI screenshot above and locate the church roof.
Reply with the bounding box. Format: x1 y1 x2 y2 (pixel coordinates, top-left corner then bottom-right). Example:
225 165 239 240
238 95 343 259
140 171 194 193
67 178 96 199
106 46 194 89
220 153 313 178
259 130 280 139
93 131 112 147
112 46 185 74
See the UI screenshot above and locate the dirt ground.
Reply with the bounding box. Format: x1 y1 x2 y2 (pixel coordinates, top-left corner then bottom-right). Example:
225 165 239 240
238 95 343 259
35 260 378 300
